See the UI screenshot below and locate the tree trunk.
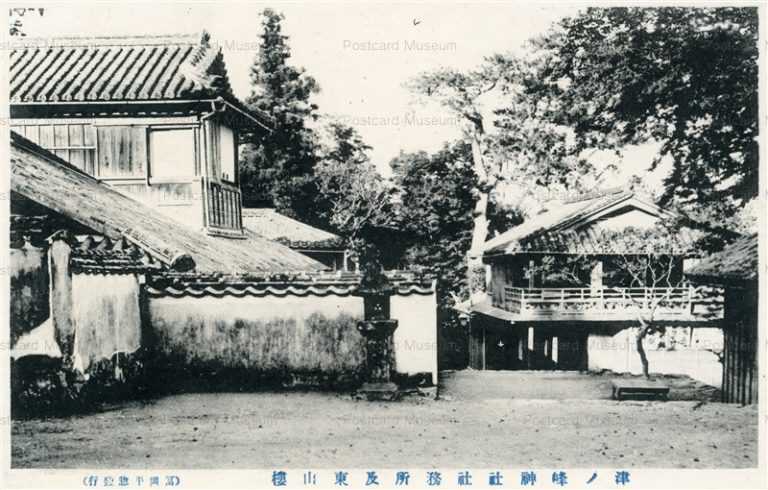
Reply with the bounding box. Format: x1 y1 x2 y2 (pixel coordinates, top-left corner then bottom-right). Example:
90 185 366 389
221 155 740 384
636 325 650 379
468 124 489 257
466 119 490 301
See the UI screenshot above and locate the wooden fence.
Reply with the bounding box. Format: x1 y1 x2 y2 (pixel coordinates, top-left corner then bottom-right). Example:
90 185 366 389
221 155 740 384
721 285 758 404
499 286 724 322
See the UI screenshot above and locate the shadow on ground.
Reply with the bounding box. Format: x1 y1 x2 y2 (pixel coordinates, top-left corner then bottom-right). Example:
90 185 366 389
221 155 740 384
438 369 720 402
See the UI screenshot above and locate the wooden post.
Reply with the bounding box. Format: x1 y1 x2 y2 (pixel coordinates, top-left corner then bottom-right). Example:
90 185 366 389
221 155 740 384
590 260 603 296
552 336 558 364
528 259 536 289
200 178 209 227
481 325 487 370
688 284 695 313
47 231 74 361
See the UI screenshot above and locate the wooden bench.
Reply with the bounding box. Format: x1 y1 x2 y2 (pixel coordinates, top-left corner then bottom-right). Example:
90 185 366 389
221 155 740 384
611 380 670 401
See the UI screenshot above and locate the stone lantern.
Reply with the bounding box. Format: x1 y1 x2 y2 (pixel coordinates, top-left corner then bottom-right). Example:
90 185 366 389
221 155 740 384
353 245 400 401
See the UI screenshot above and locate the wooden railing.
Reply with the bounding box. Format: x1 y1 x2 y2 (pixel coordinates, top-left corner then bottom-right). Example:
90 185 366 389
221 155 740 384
202 177 243 234
500 286 724 322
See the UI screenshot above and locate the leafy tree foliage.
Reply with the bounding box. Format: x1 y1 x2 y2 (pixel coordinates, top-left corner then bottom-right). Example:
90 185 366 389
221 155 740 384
240 8 321 221
390 142 478 308
486 195 526 238
526 7 758 214
315 121 393 242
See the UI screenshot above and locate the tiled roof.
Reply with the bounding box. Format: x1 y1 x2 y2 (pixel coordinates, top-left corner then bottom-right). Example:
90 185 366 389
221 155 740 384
11 132 326 275
66 233 164 274
484 188 670 255
10 214 49 246
505 226 698 256
146 270 436 298
686 234 758 283
242 208 345 250
10 32 233 103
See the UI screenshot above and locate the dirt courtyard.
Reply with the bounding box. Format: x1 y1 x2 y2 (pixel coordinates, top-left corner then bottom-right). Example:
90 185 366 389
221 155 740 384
12 371 758 468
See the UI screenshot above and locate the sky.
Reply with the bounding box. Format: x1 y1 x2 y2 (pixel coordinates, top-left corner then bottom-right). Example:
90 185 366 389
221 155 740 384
14 1 666 188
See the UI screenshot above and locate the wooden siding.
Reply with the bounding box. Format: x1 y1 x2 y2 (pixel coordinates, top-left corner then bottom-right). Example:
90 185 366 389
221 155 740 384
204 120 222 181
721 286 758 404
468 323 485 370
97 125 147 178
490 263 508 307
11 133 326 273
202 119 239 183
11 122 149 179
13 115 245 238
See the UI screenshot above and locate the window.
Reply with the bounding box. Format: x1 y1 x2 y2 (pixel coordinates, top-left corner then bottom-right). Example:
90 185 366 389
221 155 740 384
12 123 96 175
149 128 196 180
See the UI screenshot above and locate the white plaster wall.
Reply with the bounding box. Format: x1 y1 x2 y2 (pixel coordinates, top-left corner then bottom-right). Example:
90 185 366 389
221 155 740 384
150 294 363 325
149 294 365 372
111 183 204 231
71 273 142 373
150 291 438 383
154 202 204 231
391 292 439 385
588 327 723 387
592 209 659 231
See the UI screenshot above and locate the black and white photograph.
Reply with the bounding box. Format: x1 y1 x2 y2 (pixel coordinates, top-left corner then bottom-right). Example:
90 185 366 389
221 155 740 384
2 1 765 489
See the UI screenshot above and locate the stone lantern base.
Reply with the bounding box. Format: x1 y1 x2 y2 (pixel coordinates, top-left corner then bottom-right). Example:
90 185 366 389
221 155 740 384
355 318 400 401
356 381 401 401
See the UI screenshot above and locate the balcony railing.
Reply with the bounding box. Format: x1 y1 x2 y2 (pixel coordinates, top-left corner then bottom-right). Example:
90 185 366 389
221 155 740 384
202 177 243 235
499 286 724 322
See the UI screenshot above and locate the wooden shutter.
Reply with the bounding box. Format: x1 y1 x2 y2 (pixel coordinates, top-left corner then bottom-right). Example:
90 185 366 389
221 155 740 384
96 126 147 178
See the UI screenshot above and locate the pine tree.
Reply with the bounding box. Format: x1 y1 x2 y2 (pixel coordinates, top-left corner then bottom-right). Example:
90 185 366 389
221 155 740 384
240 8 320 221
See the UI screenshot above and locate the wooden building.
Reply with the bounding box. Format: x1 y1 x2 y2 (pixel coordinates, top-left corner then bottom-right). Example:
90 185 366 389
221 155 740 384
242 208 350 270
8 32 440 398
687 234 759 404
465 188 725 372
10 32 267 238
10 132 439 392
10 132 324 274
